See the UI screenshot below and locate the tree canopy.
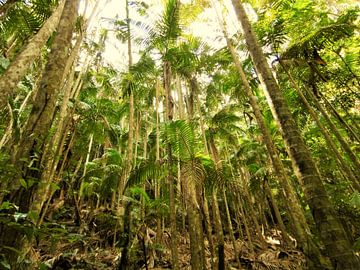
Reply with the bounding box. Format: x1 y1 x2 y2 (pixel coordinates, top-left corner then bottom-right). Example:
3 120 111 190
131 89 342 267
0 0 359 269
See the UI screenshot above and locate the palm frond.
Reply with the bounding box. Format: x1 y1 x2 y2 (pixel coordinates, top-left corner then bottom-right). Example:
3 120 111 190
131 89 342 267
126 160 164 189
164 120 196 158
281 21 357 60
157 0 181 42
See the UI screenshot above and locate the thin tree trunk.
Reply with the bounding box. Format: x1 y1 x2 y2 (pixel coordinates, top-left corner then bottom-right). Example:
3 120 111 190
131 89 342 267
321 92 360 143
208 136 225 270
224 31 331 267
0 87 33 150
203 195 216 270
164 60 179 270
231 1 360 268
238 168 267 247
282 65 360 190
222 188 241 268
308 91 360 171
264 180 290 243
234 184 254 253
299 77 360 172
126 0 134 172
155 79 162 243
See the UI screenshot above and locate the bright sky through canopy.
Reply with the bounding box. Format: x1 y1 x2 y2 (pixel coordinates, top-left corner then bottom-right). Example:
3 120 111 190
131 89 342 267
79 0 243 69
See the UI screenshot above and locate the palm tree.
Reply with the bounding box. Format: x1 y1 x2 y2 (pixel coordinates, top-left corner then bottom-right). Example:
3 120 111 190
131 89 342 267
217 16 331 264
230 1 359 268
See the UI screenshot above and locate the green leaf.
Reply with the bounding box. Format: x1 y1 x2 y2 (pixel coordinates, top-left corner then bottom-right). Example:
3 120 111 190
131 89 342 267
353 237 360 251
27 211 39 222
349 192 360 208
50 183 60 191
0 201 17 211
0 260 11 270
39 262 51 270
19 179 27 189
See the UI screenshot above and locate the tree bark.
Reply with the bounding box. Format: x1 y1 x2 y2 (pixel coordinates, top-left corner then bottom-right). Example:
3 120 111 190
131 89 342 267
0 0 65 109
281 65 360 190
208 135 225 270
0 0 79 265
231 1 360 268
223 29 330 267
164 60 179 270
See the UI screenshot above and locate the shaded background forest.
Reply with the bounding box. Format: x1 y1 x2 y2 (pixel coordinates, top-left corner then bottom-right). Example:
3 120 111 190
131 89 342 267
0 0 359 269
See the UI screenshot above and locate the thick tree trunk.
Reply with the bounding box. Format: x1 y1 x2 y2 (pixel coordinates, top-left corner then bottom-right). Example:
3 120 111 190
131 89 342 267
0 0 65 109
231 1 360 268
117 201 133 270
186 186 205 270
31 31 85 221
0 0 79 266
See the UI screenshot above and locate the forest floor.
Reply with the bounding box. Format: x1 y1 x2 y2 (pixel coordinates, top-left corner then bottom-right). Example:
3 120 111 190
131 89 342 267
35 206 306 270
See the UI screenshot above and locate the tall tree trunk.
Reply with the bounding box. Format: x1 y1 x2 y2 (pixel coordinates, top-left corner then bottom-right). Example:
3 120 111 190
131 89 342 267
281 65 360 190
321 92 360 143
155 79 162 243
0 0 79 266
126 0 134 171
223 27 329 267
222 188 241 268
230 1 360 268
164 60 179 270
184 76 207 269
195 97 215 269
305 85 360 172
0 0 65 108
233 183 254 253
31 29 86 221
208 135 225 270
185 178 205 270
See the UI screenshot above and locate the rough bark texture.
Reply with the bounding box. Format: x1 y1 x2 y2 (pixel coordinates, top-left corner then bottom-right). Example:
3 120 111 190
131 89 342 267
231 1 359 269
0 0 65 109
225 34 330 268
0 0 79 265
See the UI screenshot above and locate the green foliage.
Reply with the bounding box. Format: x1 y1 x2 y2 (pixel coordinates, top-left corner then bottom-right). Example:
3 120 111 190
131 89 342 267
0 0 58 56
164 120 197 158
81 148 123 199
127 160 164 189
155 0 181 45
